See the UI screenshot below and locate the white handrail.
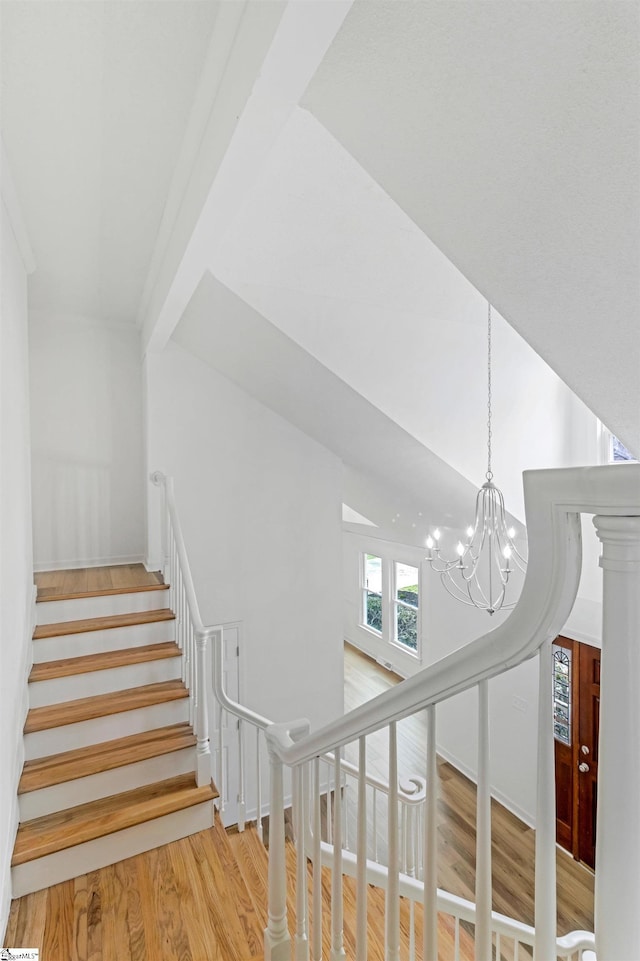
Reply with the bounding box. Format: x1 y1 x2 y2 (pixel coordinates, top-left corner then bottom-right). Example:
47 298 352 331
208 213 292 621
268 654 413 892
151 471 205 630
322 843 596 959
150 471 211 787
266 464 638 764
153 464 640 960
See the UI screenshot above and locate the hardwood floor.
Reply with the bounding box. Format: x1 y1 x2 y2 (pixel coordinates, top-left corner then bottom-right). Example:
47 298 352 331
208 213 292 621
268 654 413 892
6 816 264 961
4 637 595 958
34 564 164 600
343 643 595 938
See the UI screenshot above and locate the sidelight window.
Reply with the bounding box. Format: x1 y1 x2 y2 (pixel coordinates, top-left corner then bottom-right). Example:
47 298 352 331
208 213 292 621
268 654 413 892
552 643 572 745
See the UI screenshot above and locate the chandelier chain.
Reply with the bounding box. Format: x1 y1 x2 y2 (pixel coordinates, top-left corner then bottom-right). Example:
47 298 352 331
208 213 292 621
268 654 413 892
487 303 492 481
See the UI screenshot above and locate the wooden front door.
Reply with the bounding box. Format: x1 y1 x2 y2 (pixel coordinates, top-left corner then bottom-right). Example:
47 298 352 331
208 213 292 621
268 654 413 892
553 637 601 868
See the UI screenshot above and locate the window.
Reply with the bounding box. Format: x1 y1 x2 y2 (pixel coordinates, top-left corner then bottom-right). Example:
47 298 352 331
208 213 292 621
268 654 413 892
599 422 637 464
359 552 422 658
393 562 419 651
363 554 382 634
552 643 572 745
612 435 636 462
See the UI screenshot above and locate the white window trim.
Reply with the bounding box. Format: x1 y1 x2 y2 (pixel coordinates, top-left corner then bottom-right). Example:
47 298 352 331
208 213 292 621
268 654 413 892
598 421 638 464
390 560 421 659
361 552 382 637
358 551 422 660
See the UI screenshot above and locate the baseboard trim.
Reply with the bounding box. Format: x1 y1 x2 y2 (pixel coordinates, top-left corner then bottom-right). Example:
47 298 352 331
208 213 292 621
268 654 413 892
436 744 535 830
34 554 145 573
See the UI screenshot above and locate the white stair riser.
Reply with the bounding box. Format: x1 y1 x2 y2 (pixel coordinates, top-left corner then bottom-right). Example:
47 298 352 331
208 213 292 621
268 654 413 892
19 746 197 820
28 656 182 708
11 799 214 897
25 698 190 759
36 589 170 624
33 619 175 662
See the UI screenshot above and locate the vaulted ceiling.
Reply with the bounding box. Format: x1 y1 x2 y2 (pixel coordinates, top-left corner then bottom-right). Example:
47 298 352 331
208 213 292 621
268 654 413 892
2 0 638 460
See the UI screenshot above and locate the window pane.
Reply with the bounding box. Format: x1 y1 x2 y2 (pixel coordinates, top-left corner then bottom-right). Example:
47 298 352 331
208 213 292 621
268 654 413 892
612 435 636 462
552 644 571 744
365 590 382 632
395 563 418 606
365 554 382 593
396 604 417 650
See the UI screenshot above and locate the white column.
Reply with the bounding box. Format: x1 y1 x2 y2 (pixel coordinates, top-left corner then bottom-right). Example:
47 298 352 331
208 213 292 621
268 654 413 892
593 515 640 961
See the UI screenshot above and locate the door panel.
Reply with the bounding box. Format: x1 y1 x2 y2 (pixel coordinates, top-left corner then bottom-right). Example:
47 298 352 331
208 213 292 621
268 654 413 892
554 637 600 868
577 644 600 868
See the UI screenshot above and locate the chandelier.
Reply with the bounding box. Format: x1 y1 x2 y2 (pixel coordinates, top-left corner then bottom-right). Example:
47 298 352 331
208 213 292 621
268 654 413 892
425 303 527 614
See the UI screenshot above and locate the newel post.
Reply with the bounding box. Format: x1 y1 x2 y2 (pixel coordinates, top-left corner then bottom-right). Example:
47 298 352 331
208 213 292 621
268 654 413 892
264 738 290 961
195 628 211 787
593 514 640 960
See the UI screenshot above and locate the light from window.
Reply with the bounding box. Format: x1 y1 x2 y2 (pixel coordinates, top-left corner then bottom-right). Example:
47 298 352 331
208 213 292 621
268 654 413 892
612 435 636 462
552 643 571 745
363 554 382 633
394 562 419 651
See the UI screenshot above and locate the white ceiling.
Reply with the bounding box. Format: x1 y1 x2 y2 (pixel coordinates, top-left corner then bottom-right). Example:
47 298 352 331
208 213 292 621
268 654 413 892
302 0 640 455
1 0 219 324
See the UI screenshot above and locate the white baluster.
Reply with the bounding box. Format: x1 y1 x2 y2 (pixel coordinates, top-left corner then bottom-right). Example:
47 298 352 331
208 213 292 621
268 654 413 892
343 782 350 851
237 718 246 831
195 629 210 787
401 803 407 874
313 757 323 961
264 748 290 961
373 788 378 862
424 705 437 961
256 727 264 843
295 765 310 960
356 736 367 961
593 514 640 960
386 721 400 961
217 702 225 813
476 679 492 960
331 748 346 960
326 760 333 844
534 639 556 961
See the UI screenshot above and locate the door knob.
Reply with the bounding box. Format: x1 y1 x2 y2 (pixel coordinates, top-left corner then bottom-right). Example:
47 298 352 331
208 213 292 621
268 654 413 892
579 761 590 773
581 744 590 755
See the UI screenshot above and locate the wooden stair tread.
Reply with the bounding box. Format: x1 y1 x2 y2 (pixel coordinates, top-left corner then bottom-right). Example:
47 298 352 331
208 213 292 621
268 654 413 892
19 723 196 793
24 679 188 733
29 641 181 682
36 582 169 603
33 608 175 640
12 773 218 865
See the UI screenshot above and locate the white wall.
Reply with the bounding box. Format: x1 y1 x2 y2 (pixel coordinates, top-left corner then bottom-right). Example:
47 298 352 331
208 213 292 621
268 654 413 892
29 315 145 569
145 339 344 768
0 193 34 937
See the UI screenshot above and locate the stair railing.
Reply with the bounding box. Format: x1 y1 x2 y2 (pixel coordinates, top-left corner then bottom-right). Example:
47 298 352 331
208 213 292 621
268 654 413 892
260 464 640 961
150 471 212 788
155 464 640 960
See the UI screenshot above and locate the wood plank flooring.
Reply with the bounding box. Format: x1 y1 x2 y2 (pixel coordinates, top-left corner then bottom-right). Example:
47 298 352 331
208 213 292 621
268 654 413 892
35 564 164 600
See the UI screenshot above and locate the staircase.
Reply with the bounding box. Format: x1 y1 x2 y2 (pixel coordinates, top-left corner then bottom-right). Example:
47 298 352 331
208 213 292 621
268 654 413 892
11 570 217 898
